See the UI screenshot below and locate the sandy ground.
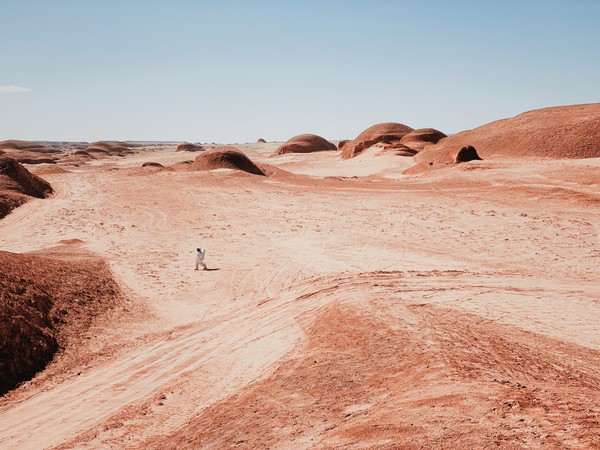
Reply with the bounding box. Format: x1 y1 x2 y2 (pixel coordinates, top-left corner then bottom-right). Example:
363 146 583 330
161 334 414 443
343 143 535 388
0 143 599 448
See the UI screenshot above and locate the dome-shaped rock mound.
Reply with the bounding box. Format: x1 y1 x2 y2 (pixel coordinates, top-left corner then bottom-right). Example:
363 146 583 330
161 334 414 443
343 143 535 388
401 128 447 147
274 134 337 155
142 162 164 168
190 147 266 176
257 138 267 143
435 103 600 160
341 122 414 159
85 141 136 156
176 142 205 152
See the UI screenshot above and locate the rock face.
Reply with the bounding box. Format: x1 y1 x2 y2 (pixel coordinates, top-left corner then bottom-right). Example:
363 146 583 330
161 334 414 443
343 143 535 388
190 147 266 176
404 144 484 174
454 146 482 163
274 134 337 155
433 103 600 160
0 248 123 395
176 142 205 152
0 157 53 218
0 157 53 198
341 122 414 159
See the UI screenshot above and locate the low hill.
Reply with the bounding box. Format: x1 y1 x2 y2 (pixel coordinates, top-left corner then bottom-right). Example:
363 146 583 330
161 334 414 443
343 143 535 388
407 104 600 174
431 103 600 160
85 141 138 157
0 140 62 164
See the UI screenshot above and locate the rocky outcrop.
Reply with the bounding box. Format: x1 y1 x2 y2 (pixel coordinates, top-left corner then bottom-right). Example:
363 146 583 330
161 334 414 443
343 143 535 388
190 147 266 176
0 157 53 218
176 142 205 152
274 134 337 155
428 104 600 160
341 122 414 159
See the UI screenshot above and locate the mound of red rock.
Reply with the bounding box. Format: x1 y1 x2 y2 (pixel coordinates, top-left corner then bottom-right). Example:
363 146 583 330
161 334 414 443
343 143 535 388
274 134 337 155
340 122 414 159
406 104 600 174
176 142 205 152
85 141 138 157
401 128 447 150
0 157 53 219
0 248 123 395
404 144 483 174
0 140 62 164
433 103 600 160
0 140 61 154
189 147 266 176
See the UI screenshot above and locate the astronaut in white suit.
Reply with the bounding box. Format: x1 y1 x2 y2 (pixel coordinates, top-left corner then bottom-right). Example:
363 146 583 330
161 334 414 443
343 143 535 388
195 247 207 270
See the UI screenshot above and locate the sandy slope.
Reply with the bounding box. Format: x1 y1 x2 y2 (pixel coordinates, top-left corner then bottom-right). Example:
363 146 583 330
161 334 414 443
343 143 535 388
0 144 599 448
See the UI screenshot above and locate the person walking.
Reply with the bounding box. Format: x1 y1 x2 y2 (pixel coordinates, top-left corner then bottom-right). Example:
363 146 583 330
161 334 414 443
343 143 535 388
195 247 208 270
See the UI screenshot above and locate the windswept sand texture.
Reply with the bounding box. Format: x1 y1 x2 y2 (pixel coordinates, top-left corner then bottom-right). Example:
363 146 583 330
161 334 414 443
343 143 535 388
1 105 600 449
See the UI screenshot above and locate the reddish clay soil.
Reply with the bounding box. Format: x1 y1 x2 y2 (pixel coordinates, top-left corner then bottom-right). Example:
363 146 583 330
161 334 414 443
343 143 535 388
274 134 337 155
1 106 600 448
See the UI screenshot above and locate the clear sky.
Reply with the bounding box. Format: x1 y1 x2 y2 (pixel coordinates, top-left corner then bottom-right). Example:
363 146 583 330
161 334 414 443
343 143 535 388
1 0 599 143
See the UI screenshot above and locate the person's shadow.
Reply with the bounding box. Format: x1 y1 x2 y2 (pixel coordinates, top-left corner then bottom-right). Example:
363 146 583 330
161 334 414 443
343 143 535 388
203 268 220 271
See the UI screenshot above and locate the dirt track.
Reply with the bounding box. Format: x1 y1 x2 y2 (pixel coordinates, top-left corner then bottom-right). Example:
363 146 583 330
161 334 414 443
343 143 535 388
1 144 599 448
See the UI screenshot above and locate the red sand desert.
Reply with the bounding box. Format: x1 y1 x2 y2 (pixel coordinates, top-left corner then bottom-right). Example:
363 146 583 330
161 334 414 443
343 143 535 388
1 104 600 449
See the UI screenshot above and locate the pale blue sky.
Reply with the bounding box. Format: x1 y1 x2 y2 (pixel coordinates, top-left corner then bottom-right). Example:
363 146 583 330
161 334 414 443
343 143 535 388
1 0 598 142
